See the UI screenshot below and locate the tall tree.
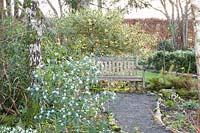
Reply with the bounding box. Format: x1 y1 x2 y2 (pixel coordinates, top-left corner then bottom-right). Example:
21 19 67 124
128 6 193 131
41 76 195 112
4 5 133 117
151 0 191 49
179 0 190 49
26 0 44 84
190 0 200 131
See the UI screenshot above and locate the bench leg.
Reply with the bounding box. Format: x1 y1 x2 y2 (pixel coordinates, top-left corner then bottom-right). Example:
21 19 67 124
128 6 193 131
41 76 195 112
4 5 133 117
130 81 134 92
135 82 138 91
142 80 145 89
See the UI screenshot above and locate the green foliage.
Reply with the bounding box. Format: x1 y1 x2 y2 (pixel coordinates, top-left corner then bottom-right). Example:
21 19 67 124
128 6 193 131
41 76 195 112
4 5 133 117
163 111 197 132
1 13 118 132
0 115 20 126
176 89 198 100
159 89 174 98
146 76 172 91
164 100 176 108
0 126 37 133
21 100 39 126
28 51 115 132
50 10 155 58
160 91 197 132
146 68 197 95
182 100 199 110
0 18 33 120
147 50 196 73
157 40 174 52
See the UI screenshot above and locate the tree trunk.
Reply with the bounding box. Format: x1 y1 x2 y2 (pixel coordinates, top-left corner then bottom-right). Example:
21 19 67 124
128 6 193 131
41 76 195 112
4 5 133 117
181 1 190 49
14 0 19 19
26 0 43 84
182 17 189 49
0 0 3 36
169 21 178 49
5 0 11 17
190 0 200 131
97 0 102 11
0 0 3 19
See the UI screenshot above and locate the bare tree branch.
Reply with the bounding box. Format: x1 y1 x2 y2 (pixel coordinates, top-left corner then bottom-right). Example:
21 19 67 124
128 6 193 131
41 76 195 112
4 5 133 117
46 0 59 17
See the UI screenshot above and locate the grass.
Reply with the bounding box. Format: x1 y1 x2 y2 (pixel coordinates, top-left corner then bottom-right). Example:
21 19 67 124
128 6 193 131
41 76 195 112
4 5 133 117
138 70 160 82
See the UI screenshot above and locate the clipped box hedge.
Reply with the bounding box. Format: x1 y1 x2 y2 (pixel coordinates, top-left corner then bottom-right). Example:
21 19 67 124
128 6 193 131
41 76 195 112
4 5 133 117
147 50 196 73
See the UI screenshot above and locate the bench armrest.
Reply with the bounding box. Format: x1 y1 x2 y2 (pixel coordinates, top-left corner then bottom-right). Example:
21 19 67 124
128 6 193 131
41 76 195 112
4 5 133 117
136 65 146 88
136 65 146 71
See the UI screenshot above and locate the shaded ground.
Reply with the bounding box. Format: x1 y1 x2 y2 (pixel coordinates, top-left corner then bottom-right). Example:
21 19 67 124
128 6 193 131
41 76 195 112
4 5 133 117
105 93 171 133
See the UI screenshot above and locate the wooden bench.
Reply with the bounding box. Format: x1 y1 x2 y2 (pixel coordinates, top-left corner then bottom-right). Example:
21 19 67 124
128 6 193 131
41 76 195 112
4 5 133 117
95 57 146 89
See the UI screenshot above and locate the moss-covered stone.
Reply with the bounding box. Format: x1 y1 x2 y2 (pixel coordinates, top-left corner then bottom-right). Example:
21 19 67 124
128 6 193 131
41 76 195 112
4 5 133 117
112 125 121 132
159 89 174 98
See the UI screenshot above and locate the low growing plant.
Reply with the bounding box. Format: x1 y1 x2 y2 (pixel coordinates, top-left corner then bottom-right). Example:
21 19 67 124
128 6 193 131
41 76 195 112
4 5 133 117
146 66 197 93
182 100 199 110
28 56 115 132
0 126 37 133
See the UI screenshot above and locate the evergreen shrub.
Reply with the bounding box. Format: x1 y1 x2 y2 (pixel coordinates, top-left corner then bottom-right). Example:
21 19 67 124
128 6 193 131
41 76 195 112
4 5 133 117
147 50 196 73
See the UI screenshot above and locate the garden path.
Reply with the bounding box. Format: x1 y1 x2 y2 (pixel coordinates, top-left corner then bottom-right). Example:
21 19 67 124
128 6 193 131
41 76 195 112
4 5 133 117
105 93 171 133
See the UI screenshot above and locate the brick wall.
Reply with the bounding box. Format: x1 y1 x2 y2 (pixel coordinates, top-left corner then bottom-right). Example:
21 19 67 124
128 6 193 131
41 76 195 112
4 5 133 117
124 18 195 48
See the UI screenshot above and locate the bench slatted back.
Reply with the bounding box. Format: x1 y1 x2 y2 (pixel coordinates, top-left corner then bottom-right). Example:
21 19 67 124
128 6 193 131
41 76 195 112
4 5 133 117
95 57 138 76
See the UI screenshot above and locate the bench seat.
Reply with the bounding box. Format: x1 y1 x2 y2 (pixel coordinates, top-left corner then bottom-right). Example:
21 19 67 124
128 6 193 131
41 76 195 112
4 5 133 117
98 75 143 81
95 57 145 89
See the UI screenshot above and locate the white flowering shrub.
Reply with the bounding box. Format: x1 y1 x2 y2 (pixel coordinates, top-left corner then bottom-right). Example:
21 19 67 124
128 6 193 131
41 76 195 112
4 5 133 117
28 56 115 132
0 126 37 133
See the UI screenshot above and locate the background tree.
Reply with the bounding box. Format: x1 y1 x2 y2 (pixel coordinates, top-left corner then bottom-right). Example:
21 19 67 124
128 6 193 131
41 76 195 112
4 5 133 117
179 0 191 49
109 0 149 12
46 0 92 16
151 0 191 49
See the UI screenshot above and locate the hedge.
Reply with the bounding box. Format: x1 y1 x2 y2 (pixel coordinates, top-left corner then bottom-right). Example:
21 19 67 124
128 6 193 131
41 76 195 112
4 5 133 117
147 50 196 73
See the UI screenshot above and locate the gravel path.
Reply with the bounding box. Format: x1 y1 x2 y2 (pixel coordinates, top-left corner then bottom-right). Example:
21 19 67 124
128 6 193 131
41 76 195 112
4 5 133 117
105 93 171 133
